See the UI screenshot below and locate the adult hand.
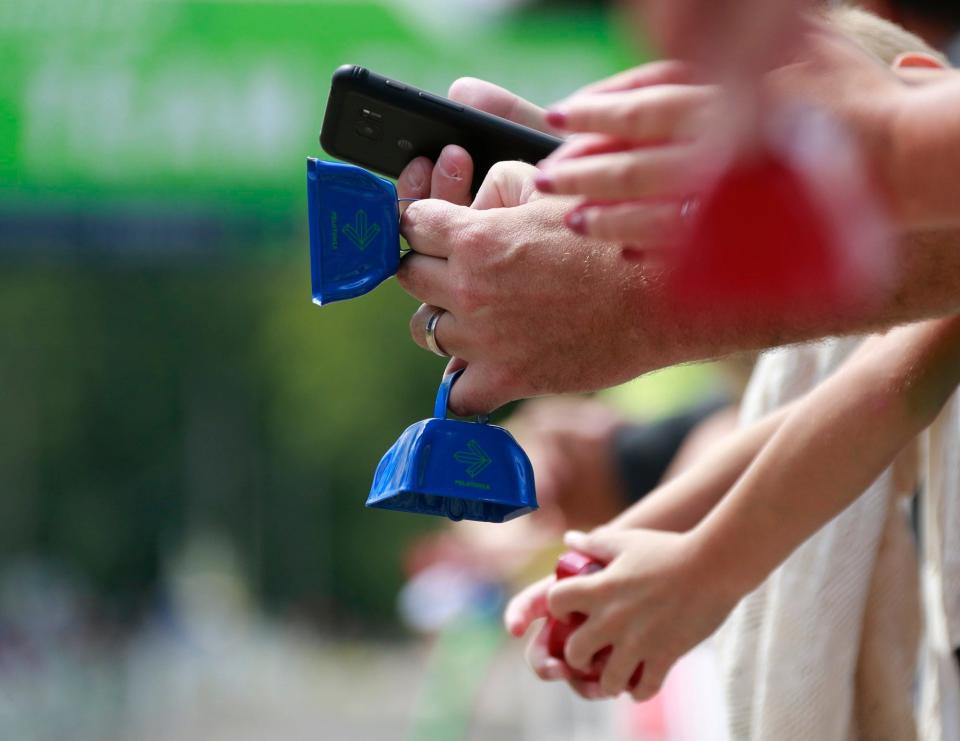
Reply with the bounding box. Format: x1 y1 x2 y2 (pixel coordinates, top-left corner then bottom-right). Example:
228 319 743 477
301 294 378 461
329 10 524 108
546 527 739 701
395 63 699 207
539 26 948 241
394 75 561 205
397 165 654 415
537 80 721 246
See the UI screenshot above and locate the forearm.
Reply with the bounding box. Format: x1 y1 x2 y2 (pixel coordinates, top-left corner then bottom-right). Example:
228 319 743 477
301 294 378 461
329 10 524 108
632 227 960 375
693 314 960 595
608 402 793 532
890 75 960 230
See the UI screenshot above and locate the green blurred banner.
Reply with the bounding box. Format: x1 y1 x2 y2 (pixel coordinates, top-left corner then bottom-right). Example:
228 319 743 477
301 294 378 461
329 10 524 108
1 0 631 222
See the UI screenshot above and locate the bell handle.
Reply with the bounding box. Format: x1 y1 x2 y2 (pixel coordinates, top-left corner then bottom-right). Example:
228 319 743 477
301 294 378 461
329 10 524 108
433 369 490 422
434 369 465 419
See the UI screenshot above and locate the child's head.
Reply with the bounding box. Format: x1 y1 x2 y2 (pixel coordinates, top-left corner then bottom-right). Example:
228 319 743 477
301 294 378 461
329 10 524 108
828 5 951 70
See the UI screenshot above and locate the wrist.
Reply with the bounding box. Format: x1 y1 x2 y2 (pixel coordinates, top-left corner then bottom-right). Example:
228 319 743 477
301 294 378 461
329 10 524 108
687 516 771 601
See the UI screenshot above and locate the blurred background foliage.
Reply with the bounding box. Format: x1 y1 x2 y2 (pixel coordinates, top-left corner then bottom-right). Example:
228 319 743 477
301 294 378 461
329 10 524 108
0 0 641 629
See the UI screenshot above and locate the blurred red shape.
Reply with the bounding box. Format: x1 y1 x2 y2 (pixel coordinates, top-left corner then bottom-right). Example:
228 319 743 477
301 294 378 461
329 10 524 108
667 110 892 319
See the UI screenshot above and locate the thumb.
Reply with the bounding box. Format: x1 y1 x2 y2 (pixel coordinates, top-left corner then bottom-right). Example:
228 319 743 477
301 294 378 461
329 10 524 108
471 161 542 210
563 528 627 564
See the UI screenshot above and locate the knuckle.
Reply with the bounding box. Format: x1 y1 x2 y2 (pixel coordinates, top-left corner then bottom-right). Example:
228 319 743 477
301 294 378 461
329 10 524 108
408 313 425 347
405 202 442 238
401 201 421 229
571 103 593 131
564 642 589 671
601 602 629 631
545 588 566 619
457 219 488 253
586 575 616 603
546 585 579 619
470 319 498 349
600 667 626 696
486 160 511 182
452 274 483 314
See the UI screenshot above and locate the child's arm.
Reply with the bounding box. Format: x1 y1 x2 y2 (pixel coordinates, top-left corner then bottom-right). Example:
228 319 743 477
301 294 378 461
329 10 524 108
607 401 793 532
691 314 960 596
548 314 960 701
503 400 793 642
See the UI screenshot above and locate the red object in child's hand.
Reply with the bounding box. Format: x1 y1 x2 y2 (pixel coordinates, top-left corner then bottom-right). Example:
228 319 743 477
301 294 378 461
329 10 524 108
545 551 644 689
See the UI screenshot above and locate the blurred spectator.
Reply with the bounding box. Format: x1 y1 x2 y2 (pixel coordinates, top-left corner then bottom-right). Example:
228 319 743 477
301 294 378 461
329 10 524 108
865 0 960 62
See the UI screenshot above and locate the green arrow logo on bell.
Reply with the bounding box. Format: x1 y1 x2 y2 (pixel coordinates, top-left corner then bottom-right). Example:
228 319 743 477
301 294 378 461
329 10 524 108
454 439 492 478
342 209 380 250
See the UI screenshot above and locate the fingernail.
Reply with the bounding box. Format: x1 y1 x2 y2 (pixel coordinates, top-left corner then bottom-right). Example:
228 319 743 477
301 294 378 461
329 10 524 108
534 173 555 194
438 159 462 182
409 160 428 191
545 107 569 128
565 210 587 235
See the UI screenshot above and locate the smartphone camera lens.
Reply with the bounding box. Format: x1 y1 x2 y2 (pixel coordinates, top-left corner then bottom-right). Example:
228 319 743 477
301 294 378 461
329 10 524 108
355 109 382 141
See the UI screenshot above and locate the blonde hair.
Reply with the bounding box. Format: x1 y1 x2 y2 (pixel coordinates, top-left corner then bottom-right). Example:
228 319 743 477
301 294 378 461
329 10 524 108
828 5 949 66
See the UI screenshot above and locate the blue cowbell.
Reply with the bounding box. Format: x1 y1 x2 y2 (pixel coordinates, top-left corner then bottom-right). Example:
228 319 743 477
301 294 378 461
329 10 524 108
367 371 538 523
306 158 403 305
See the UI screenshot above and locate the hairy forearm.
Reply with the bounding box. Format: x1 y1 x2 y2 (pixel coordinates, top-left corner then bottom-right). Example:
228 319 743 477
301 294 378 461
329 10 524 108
693 314 960 596
608 403 793 532
632 228 960 375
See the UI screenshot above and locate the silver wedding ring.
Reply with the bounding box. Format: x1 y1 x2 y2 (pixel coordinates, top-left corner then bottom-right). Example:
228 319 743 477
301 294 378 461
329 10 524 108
425 308 449 358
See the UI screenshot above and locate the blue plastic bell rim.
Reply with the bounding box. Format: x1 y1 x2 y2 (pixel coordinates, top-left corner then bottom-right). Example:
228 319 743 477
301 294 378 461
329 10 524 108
366 370 538 523
306 158 402 305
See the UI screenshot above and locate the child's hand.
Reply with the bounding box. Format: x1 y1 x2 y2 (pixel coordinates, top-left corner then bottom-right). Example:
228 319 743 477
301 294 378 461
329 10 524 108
504 574 552 638
504 575 613 699
547 527 740 701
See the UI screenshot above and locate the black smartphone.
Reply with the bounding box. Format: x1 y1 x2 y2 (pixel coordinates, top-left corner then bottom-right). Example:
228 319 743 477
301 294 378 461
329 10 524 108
320 65 563 193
